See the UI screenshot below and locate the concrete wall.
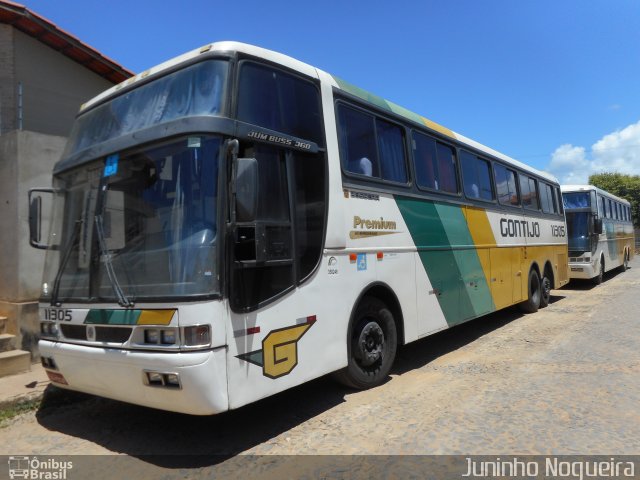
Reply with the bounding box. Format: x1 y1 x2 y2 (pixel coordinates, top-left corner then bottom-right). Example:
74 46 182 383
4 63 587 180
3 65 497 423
0 130 67 355
13 29 113 137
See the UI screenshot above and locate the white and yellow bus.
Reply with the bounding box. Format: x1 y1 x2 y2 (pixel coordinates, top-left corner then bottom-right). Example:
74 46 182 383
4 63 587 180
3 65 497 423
30 42 568 415
561 185 634 283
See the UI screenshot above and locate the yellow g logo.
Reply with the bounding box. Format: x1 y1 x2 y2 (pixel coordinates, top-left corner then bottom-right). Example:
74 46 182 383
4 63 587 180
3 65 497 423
236 319 315 379
262 323 312 379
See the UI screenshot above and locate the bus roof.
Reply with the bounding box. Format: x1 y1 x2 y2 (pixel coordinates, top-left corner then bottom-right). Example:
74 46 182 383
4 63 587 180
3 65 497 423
78 41 558 184
561 184 630 205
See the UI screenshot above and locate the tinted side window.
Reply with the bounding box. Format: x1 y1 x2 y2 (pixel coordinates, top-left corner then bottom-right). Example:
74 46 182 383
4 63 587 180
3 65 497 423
413 132 438 190
598 195 605 218
520 175 539 210
338 105 407 183
412 132 459 194
460 151 494 201
540 183 552 213
338 105 378 177
237 62 323 145
376 118 407 183
494 164 519 206
436 143 459 193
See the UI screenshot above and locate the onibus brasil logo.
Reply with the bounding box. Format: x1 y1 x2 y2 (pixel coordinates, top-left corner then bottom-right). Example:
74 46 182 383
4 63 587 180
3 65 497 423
8 456 73 479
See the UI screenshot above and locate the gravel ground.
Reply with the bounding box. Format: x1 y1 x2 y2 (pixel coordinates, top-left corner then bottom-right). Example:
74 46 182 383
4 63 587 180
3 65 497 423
1 258 639 478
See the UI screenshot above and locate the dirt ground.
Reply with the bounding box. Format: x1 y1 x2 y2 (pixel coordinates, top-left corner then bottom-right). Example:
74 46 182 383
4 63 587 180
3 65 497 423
2 258 640 478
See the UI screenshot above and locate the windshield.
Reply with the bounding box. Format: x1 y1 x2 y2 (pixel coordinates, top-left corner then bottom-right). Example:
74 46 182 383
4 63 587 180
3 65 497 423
64 60 228 157
563 192 590 209
566 211 591 252
42 135 221 303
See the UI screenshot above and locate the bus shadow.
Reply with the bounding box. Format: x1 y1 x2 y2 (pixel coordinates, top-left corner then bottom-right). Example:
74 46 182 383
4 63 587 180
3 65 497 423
561 268 627 291
391 297 564 375
35 298 558 469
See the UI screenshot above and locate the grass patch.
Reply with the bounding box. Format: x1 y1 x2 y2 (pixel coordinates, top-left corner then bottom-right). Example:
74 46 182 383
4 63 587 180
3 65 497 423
0 398 41 427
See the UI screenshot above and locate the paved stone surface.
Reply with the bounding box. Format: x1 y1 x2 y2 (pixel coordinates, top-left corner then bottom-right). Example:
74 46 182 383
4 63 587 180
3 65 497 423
0 362 48 409
1 258 639 477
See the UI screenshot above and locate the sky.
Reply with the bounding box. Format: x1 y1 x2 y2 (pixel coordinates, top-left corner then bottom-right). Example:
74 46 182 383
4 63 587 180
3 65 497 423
20 0 640 184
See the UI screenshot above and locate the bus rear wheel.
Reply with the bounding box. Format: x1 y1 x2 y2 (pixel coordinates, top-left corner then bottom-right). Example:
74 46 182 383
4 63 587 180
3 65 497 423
335 297 397 389
519 269 541 313
539 274 552 308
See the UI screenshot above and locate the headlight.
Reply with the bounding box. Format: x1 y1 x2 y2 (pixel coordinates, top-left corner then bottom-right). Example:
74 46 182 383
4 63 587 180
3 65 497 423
40 322 58 337
144 329 160 344
161 329 176 345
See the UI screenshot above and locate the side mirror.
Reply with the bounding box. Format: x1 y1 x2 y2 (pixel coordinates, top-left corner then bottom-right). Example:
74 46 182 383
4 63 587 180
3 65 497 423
235 158 258 223
594 217 603 235
28 188 54 249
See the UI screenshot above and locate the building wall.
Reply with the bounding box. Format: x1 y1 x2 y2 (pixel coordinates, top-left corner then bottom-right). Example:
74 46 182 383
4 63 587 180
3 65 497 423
0 24 16 134
0 130 67 356
13 29 114 137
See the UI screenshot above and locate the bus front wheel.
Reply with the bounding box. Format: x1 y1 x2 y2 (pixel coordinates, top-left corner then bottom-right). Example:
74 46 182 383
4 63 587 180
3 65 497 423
519 269 541 313
335 297 397 389
618 250 629 272
593 258 604 285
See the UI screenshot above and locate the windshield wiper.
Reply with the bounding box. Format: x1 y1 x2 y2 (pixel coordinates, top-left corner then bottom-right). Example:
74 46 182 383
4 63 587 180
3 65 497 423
50 219 82 307
94 214 134 307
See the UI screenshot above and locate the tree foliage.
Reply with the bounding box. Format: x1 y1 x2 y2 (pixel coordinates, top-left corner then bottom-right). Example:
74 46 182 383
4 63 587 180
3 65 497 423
589 172 640 227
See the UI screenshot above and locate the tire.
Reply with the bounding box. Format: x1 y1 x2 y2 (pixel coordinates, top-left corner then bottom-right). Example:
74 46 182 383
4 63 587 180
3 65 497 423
618 250 629 272
593 258 604 285
539 274 552 308
519 269 541 313
334 297 397 389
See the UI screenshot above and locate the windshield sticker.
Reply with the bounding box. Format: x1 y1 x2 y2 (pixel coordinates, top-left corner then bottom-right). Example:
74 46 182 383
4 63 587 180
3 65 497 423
104 154 119 177
187 137 201 148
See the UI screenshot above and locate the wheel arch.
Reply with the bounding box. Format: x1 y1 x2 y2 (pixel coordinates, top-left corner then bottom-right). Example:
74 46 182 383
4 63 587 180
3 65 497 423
543 260 555 286
348 282 405 346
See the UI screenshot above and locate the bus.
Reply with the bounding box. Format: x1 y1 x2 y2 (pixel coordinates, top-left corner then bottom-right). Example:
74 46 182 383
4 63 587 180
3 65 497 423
561 185 634 284
29 42 569 415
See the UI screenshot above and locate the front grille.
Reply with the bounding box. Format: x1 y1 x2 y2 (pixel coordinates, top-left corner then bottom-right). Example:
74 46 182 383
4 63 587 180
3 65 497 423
60 324 87 340
96 327 132 343
60 324 132 343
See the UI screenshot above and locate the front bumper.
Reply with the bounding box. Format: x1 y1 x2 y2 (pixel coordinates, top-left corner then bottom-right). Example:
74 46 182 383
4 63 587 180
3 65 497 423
568 262 596 280
39 340 229 415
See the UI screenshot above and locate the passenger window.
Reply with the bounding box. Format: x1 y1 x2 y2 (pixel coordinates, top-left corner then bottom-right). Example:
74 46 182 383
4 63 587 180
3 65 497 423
338 106 378 177
413 133 460 193
598 195 605 218
494 164 519 206
460 151 494 201
540 183 553 213
529 178 539 210
555 187 564 214
376 118 407 183
337 104 407 183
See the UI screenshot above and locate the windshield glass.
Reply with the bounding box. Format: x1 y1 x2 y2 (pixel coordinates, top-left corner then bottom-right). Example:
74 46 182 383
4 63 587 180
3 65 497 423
566 211 591 252
64 60 228 157
563 192 590 209
43 135 221 303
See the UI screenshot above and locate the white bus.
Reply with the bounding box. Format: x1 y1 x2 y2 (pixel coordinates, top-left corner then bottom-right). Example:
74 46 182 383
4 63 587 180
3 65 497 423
562 185 635 283
30 42 568 415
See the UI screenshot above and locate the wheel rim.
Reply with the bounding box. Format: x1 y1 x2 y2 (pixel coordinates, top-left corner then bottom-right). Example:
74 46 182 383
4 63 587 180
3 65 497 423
542 277 551 302
355 321 385 367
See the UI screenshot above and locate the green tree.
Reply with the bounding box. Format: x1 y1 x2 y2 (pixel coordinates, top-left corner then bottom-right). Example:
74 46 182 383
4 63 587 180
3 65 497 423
589 172 640 227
